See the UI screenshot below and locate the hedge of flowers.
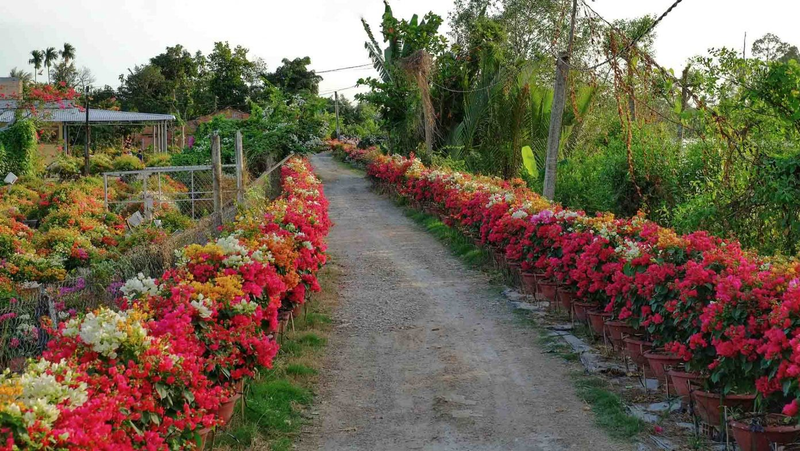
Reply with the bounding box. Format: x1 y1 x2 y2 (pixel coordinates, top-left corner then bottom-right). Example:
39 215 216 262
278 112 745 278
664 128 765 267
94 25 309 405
0 157 329 449
328 140 800 419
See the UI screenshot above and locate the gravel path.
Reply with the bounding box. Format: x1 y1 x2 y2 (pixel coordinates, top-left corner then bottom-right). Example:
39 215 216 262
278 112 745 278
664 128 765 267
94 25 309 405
297 152 632 451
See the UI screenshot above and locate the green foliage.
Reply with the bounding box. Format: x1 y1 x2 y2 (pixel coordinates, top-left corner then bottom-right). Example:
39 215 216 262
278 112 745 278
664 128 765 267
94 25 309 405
266 57 322 95
357 1 446 154
89 154 113 174
111 154 145 171
521 145 538 179
0 120 38 176
156 209 192 233
48 154 82 179
145 153 172 167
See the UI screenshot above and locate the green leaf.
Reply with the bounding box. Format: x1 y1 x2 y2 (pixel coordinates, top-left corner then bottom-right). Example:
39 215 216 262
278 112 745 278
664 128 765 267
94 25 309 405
155 383 168 400
521 146 538 179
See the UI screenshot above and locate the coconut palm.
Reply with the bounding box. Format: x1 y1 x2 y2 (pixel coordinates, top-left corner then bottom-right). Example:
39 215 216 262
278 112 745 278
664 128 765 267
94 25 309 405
28 50 43 83
60 43 76 65
43 47 59 84
9 68 33 86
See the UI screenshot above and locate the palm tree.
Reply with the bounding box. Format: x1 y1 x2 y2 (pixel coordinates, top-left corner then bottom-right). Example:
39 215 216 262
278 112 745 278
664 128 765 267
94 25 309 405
9 68 33 85
28 50 43 83
43 47 59 84
60 43 76 65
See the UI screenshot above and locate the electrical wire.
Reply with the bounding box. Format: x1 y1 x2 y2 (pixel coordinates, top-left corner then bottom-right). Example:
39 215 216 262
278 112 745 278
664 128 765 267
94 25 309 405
319 84 360 96
315 64 373 74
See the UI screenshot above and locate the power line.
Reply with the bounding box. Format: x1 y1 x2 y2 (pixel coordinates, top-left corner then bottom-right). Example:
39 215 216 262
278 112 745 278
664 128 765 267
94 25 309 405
319 84 359 96
547 0 687 73
315 64 373 74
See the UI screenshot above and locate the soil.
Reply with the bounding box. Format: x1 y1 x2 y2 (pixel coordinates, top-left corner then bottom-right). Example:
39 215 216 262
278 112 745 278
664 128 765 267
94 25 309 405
296 152 633 451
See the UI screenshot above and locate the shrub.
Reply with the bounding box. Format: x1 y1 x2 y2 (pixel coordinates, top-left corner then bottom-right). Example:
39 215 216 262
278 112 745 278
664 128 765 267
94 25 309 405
48 154 82 179
157 209 192 232
111 154 145 171
145 153 172 167
89 154 114 174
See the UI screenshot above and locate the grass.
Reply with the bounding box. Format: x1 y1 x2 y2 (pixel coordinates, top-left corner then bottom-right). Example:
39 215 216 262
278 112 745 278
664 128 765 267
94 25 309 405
213 261 342 451
572 373 645 440
404 208 494 270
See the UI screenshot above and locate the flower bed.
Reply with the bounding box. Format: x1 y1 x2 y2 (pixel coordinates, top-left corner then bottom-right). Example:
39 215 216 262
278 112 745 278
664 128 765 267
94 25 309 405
329 140 800 419
0 157 329 449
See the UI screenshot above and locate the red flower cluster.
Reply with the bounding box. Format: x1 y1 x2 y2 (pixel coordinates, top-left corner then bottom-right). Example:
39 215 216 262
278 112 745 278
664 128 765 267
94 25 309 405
331 141 800 414
0 157 330 450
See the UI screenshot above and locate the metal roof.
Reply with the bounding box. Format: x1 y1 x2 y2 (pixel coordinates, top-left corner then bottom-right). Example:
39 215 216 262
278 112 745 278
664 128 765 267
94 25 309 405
0 101 175 124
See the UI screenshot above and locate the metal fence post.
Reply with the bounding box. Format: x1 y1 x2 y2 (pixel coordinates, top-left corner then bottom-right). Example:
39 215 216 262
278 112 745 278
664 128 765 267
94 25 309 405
211 132 223 223
103 174 108 211
190 170 196 219
235 130 244 204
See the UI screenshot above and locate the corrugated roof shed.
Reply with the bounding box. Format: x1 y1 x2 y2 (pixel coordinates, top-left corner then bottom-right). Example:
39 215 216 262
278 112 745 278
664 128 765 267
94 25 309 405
0 101 175 123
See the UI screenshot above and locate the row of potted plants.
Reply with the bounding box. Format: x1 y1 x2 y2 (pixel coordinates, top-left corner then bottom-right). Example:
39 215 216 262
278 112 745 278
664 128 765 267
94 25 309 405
0 156 330 450
328 140 800 449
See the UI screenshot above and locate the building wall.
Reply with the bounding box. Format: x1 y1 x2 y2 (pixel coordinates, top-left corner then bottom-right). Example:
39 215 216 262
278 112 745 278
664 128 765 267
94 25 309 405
0 78 22 98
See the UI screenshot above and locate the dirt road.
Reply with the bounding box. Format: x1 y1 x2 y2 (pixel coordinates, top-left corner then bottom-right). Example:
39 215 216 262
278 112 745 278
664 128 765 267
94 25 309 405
297 152 631 451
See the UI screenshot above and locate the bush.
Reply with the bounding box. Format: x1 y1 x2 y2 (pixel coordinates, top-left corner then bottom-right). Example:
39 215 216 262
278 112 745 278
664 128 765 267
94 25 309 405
0 120 38 176
112 154 145 171
48 154 82 179
89 154 114 174
145 153 172 167
157 209 192 233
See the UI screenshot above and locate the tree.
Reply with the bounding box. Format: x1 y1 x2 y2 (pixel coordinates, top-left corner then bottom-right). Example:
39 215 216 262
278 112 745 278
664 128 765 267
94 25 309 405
752 33 800 63
150 45 200 121
28 50 43 83
9 68 32 87
117 64 171 113
60 43 76 65
358 1 445 154
43 47 59 84
207 42 254 111
266 57 322 95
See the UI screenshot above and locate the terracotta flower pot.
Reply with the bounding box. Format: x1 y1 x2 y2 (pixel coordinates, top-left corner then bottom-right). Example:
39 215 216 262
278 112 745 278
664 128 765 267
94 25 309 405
520 272 538 296
730 414 800 451
668 370 706 406
605 320 638 351
198 427 212 450
557 288 575 311
644 352 683 380
217 394 242 425
691 390 756 427
586 311 611 336
623 337 653 367
572 301 595 322
292 304 303 318
538 281 558 303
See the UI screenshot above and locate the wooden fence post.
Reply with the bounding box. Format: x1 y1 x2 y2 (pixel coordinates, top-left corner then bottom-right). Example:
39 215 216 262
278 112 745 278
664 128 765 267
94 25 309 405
211 131 222 223
235 130 244 203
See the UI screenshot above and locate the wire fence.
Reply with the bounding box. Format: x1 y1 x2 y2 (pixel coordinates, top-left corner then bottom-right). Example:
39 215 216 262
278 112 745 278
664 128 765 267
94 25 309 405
0 152 291 371
103 165 240 221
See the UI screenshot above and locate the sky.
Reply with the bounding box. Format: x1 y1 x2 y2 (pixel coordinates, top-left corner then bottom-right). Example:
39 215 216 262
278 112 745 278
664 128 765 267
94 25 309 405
1 0 798 102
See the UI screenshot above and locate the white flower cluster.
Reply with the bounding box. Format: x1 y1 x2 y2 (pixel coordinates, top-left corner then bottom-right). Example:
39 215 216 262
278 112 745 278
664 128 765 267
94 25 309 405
0 359 89 429
232 299 259 315
615 239 643 261
190 294 214 319
120 273 159 300
62 309 148 359
511 209 529 220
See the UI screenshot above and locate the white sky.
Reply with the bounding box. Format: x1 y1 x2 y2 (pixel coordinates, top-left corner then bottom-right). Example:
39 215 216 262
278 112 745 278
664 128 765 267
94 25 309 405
1 0 797 102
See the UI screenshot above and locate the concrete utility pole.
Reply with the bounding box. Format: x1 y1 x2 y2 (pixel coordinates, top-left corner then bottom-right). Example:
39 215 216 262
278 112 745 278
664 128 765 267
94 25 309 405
542 0 578 200
334 91 341 140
